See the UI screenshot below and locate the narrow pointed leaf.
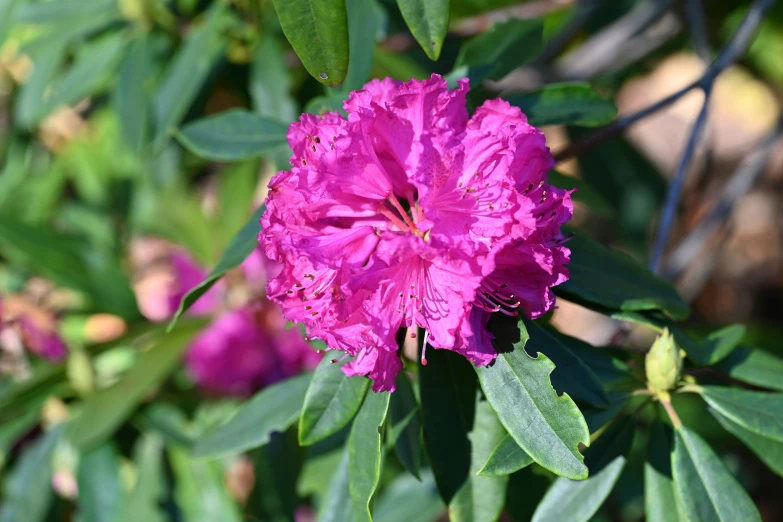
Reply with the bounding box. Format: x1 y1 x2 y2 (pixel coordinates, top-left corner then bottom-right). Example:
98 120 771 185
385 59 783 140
505 82 617 127
334 0 377 95
67 322 204 450
319 449 356 522
454 19 542 82
388 372 421 478
251 34 298 122
716 345 783 392
475 321 589 480
192 373 311 458
374 470 444 522
523 320 609 408
396 0 449 61
672 425 761 522
76 444 123 522
558 235 689 320
176 109 289 161
299 355 369 446
170 447 242 522
272 0 349 87
420 348 476 503
699 386 783 442
170 206 264 329
116 435 166 522
532 416 635 522
349 391 391 522
114 35 152 154
711 407 783 478
478 434 533 477
645 422 685 522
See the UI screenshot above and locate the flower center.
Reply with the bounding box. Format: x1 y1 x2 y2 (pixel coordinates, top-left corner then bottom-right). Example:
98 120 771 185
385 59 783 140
379 192 426 238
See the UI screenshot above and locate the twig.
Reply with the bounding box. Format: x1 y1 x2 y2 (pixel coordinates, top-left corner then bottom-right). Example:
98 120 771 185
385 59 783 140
661 397 682 428
686 0 711 62
662 117 783 280
534 0 605 65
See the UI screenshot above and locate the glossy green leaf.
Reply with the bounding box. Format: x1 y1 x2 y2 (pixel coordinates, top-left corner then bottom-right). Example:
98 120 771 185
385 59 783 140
505 467 551 522
455 19 542 82
532 416 635 522
298 428 348 498
699 386 783 442
475 321 589 480
252 431 303 522
170 447 242 522
14 46 66 129
716 345 783 391
582 392 632 433
672 425 761 522
116 435 166 522
67 322 203 450
477 434 533 477
449 400 508 522
375 470 444 522
0 406 39 468
396 0 449 61
421 348 476 503
0 426 60 522
645 422 685 522
152 5 229 148
523 320 609 408
218 160 261 238
319 448 356 522
299 355 369 446
114 35 152 155
334 0 378 95
711 407 783 478
251 35 298 123
557 234 690 320
170 206 264 329
547 171 614 217
176 109 289 161
388 372 421 478
76 444 123 522
349 391 391 522
192 373 311 458
505 82 617 127
272 0 349 87
0 213 139 320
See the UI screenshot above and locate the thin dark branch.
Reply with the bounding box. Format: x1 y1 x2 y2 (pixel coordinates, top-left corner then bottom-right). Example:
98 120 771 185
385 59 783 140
662 117 783 280
649 88 712 273
535 0 605 65
686 0 711 62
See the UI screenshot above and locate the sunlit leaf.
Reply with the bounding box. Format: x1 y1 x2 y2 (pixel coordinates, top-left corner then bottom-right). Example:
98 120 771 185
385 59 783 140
396 0 449 60
505 82 617 127
349 391 391 522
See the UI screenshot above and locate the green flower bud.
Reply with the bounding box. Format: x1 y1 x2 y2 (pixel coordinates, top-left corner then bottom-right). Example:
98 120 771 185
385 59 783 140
645 329 682 393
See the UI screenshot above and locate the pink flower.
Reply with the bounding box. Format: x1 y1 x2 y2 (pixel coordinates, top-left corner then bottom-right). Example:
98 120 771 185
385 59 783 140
0 296 66 361
260 74 572 392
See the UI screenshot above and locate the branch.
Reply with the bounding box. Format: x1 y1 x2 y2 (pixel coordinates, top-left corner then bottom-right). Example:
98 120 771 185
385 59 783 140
686 0 711 62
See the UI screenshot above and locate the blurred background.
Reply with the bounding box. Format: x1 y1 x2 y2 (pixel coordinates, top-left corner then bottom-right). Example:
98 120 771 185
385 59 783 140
0 0 782 520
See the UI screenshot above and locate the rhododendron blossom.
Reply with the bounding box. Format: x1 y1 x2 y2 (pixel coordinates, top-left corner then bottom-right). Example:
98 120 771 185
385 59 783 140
260 74 572 392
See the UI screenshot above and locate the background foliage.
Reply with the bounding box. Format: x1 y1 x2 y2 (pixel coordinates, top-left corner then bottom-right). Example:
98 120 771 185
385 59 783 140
1 0 783 521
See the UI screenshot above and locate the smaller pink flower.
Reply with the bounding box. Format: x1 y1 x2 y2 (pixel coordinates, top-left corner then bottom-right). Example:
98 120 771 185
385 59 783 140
0 296 66 361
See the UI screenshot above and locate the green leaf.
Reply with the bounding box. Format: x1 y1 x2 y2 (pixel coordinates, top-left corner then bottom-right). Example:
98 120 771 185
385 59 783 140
218 160 261 238
0 426 60 522
0 216 139 320
169 206 263 329
251 431 303 522
672 425 761 522
388 372 421 478
169 447 242 522
114 35 152 155
374 470 444 522
192 373 311 458
116 435 166 522
251 35 298 123
547 171 614 217
477 434 533 477
176 109 289 161
716 345 783 392
152 4 229 149
699 386 783 442
523 319 609 408
15 0 116 22
582 392 632 433
557 234 690 320
272 0 349 87
449 400 508 522
0 406 39 468
299 355 369 446
711 407 783 478
396 0 449 61
67 322 204 450
349 391 391 522
76 444 123 522
697 324 745 364
420 348 476 503
455 19 542 82
475 321 589 480
334 0 378 95
645 422 685 522
0 0 23 48
298 428 348 498
532 416 635 522
505 82 617 127
319 448 356 522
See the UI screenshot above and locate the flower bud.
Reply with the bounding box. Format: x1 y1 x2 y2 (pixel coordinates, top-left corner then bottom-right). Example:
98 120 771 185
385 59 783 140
645 329 682 393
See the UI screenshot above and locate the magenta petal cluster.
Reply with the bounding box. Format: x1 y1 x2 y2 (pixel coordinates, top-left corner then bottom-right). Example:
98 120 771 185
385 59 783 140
260 74 572 392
